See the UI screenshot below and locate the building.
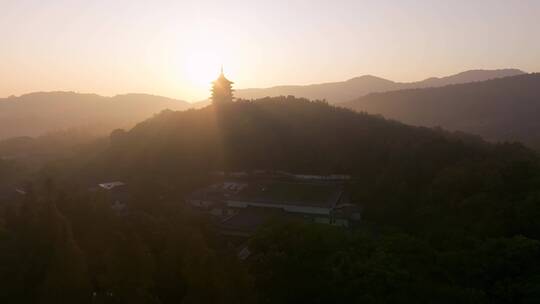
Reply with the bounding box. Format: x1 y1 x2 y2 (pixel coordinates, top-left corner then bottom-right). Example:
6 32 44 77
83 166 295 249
98 181 126 190
211 66 234 104
0 185 27 205
93 181 129 215
219 207 277 237
186 179 361 237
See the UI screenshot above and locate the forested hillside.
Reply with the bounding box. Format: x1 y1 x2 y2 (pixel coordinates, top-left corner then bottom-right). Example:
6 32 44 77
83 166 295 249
93 97 540 238
2 97 540 303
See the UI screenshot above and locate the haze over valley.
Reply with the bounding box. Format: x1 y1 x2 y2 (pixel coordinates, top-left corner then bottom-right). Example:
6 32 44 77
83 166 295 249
0 68 529 143
0 92 190 140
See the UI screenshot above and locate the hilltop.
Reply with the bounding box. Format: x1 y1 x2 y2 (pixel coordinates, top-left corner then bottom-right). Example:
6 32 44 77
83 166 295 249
99 96 492 179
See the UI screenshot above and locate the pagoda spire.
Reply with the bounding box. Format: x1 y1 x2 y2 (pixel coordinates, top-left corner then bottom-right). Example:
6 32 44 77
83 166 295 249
211 66 234 104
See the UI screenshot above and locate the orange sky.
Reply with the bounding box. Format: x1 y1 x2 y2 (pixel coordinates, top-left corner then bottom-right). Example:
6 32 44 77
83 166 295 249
1 1 539 101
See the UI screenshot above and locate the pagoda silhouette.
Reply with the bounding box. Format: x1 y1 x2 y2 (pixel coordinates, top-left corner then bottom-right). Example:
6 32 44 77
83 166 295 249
211 66 234 104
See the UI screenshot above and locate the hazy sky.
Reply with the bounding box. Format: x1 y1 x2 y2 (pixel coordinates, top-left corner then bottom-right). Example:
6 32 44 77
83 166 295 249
1 0 539 101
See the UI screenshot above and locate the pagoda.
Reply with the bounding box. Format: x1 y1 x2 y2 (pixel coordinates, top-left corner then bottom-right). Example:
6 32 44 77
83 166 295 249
211 66 234 104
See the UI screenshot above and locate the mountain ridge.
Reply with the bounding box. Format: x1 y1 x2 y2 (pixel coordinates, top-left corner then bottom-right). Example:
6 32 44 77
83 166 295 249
193 69 525 106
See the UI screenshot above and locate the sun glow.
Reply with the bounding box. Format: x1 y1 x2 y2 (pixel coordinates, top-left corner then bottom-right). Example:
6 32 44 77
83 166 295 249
183 50 223 87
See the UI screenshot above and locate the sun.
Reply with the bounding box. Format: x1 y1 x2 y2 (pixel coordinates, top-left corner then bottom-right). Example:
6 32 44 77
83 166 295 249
183 50 222 87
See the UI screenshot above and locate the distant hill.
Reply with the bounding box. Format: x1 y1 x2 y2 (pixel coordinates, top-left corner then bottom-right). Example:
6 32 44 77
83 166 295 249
343 73 540 149
410 69 526 88
235 75 396 104
0 92 190 139
225 69 525 104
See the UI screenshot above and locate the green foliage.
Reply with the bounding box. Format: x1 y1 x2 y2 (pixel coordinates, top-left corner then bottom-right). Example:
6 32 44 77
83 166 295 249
249 221 540 304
